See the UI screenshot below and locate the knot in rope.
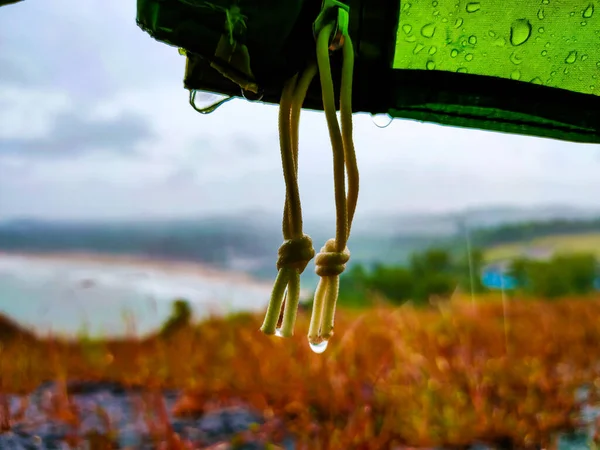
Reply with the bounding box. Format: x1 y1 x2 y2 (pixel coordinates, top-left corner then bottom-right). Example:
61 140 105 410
276 234 315 274
315 238 350 277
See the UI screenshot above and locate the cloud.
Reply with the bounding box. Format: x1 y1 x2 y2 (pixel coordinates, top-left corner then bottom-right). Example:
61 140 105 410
0 109 155 158
0 56 29 85
1 0 600 222
0 0 184 102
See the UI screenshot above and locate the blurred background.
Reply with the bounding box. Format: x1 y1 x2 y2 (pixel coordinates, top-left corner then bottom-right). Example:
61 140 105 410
0 0 600 338
2 0 600 335
2 1 600 449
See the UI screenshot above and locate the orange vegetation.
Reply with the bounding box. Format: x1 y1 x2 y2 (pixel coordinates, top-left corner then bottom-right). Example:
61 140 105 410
1 295 600 449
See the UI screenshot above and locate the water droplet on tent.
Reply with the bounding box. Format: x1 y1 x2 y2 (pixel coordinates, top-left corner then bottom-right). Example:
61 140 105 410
511 70 521 80
493 37 506 47
489 30 496 37
421 23 437 38
275 328 284 337
426 60 437 70
429 46 438 55
309 340 328 354
510 51 523 64
451 49 459 57
189 90 232 114
433 10 440 16
405 36 417 42
596 61 600 68
541 50 548 56
372 114 393 128
564 67 570 74
570 11 576 16
531 77 543 84
414 43 425 54
403 2 412 10
583 3 594 18
538 8 545 19
241 88 264 102
454 18 464 28
442 17 449 23
545 42 551 48
542 0 549 4
581 20 588 26
539 27 545 33
551 70 557 76
402 24 413 35
466 2 481 13
457 67 468 73
465 53 474 61
565 51 578 64
469 35 478 45
432 0 439 6
510 19 532 46
582 54 589 61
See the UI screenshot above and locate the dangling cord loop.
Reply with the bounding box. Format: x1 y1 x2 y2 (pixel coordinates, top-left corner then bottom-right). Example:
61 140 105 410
308 23 359 348
261 64 318 337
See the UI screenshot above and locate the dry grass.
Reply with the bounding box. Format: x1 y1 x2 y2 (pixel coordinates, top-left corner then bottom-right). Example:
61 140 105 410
2 295 600 448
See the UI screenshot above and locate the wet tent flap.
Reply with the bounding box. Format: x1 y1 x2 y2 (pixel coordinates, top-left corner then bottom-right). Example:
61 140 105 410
393 1 599 96
388 0 600 142
135 0 600 144
136 0 313 88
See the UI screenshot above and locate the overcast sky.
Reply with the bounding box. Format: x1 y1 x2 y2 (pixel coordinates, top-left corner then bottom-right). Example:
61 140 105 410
1 0 600 222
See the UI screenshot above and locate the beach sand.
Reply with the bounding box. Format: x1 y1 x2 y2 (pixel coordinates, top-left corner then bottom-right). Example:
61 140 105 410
0 250 272 289
0 250 279 338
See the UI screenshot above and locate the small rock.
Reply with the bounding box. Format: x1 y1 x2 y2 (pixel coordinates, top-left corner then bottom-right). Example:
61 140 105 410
198 407 263 441
0 431 44 450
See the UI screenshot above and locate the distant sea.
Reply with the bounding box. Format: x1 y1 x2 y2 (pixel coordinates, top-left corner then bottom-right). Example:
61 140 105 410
0 252 274 338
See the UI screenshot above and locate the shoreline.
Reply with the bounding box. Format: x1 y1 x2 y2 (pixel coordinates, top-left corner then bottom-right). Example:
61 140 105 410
0 250 273 289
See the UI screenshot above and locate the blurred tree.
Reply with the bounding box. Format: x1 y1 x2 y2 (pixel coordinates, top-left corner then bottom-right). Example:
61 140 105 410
508 253 598 299
367 264 414 304
160 298 193 337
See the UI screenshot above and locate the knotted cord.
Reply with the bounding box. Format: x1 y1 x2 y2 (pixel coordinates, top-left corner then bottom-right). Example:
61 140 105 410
308 23 358 348
260 64 318 337
261 19 358 351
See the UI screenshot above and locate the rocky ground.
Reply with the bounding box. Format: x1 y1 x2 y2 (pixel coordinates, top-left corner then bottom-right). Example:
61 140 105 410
0 381 294 449
0 381 596 449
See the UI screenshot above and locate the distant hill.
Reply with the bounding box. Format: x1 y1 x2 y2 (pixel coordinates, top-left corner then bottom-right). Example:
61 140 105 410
2 204 599 286
348 204 600 237
0 215 439 286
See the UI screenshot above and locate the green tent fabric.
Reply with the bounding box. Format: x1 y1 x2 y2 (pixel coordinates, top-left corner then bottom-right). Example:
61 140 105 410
139 0 599 143
389 0 600 143
394 2 598 97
